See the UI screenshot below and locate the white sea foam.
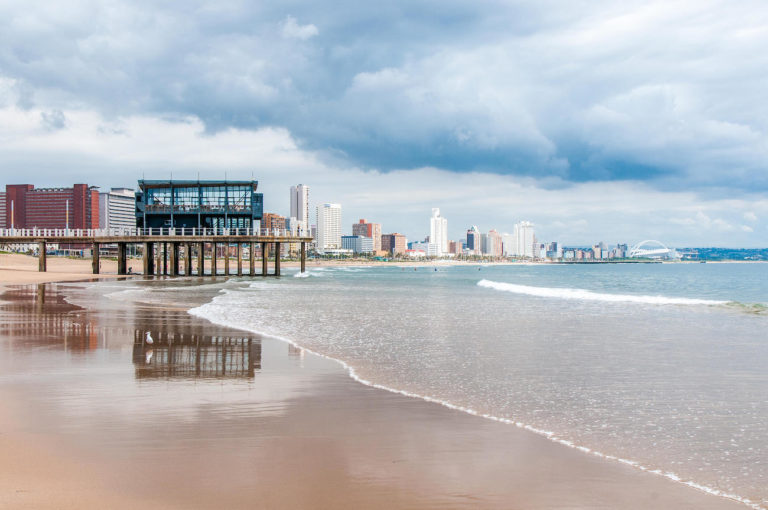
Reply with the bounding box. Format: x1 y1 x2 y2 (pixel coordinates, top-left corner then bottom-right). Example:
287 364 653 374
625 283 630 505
477 279 729 306
187 293 764 510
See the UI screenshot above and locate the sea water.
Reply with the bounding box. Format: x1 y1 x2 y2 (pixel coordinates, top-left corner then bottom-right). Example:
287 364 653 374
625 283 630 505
182 263 764 507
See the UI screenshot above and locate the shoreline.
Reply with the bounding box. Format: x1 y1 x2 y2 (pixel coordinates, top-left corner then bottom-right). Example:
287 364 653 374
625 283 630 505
190 283 763 510
0 273 757 509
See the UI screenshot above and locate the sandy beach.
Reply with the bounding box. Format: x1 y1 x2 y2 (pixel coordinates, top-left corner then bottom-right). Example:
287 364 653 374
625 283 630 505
0 263 751 509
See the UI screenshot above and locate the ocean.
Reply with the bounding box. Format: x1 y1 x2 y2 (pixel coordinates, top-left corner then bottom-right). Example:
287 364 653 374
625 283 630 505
182 262 768 509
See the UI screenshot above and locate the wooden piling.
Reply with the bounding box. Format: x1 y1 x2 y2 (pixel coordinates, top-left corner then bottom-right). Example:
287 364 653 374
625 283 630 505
275 242 281 276
38 241 47 272
92 242 100 274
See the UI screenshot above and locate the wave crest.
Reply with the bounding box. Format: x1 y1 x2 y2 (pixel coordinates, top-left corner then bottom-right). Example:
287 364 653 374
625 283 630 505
477 279 728 306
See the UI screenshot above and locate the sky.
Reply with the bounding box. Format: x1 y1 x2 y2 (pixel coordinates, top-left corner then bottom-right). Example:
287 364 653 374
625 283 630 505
0 0 766 246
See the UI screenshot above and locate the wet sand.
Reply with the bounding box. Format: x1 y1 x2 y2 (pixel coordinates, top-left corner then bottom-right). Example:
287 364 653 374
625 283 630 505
0 281 748 509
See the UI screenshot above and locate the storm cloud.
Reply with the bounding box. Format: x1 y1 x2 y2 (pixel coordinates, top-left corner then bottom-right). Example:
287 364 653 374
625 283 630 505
0 0 766 244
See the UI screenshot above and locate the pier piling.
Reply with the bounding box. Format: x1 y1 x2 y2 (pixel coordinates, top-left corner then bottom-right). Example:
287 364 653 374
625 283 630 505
144 242 154 275
92 242 100 274
38 241 47 272
275 242 281 276
211 243 217 277
117 243 127 275
261 242 267 276
184 243 192 276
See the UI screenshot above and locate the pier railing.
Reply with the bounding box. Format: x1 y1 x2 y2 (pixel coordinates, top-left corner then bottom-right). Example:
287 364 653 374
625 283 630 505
0 227 307 238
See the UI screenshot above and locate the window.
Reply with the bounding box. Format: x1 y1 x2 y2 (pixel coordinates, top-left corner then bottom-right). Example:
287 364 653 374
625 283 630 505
146 188 171 212
227 186 251 212
201 186 226 212
173 186 199 212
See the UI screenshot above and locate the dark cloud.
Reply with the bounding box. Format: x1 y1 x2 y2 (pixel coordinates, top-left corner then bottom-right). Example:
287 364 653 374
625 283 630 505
1 0 767 191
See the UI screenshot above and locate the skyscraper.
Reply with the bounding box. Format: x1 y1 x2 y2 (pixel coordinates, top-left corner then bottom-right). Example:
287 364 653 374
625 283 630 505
482 229 503 257
316 203 342 253
512 221 536 258
429 208 448 256
466 226 481 255
290 184 310 235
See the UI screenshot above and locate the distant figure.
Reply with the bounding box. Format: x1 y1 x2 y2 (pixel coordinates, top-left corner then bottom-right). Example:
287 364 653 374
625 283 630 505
434 268 437 271
145 331 154 345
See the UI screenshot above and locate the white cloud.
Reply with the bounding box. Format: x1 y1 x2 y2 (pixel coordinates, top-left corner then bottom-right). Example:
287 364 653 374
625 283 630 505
0 101 765 246
281 16 318 40
743 211 758 222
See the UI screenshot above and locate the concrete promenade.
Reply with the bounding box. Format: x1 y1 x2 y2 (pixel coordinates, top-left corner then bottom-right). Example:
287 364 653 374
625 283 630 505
0 228 312 277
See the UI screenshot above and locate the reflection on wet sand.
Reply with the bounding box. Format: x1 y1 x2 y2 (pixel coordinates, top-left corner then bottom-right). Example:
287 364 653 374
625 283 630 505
132 331 261 379
0 284 103 351
0 284 262 379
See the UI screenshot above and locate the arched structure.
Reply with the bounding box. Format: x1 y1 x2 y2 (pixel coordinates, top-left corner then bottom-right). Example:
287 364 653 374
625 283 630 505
628 240 680 260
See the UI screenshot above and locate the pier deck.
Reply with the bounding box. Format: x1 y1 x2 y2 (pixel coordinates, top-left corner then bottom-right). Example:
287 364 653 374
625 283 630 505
0 228 311 277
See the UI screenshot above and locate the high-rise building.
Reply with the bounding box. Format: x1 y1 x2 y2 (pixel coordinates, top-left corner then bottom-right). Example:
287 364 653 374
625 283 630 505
3 183 99 229
429 208 448 255
352 219 382 252
0 192 6 228
512 221 535 258
482 229 503 257
316 203 342 253
99 188 135 230
289 184 310 235
466 226 481 255
381 233 407 255
501 233 514 256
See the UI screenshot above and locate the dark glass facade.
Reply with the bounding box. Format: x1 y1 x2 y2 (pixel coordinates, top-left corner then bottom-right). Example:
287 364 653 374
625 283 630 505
135 180 263 229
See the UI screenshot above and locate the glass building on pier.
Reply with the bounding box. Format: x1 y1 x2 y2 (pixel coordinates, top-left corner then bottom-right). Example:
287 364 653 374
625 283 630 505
135 180 263 230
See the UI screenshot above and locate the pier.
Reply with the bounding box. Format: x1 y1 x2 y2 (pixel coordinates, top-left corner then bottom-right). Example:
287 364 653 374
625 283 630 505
0 228 312 277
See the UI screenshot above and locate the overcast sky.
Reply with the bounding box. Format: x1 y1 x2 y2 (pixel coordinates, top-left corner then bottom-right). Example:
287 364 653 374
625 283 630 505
1 0 766 246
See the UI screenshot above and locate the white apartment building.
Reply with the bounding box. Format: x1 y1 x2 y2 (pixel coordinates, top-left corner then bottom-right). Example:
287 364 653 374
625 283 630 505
316 203 342 253
290 184 310 235
429 208 448 255
512 221 536 258
410 241 438 257
99 188 135 230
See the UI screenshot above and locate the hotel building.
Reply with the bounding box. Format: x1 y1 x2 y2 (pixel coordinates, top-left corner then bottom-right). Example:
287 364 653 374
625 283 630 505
99 188 136 229
289 184 310 235
429 208 448 255
316 203 342 253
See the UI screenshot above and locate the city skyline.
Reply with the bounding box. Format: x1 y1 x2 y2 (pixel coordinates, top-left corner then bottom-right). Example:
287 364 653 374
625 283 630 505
0 2 766 246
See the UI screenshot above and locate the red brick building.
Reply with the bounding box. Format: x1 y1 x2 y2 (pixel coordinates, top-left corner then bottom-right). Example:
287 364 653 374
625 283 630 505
261 212 286 232
3 184 99 229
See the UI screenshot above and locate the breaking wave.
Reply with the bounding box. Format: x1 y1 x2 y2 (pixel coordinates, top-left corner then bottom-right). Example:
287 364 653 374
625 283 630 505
477 279 729 306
